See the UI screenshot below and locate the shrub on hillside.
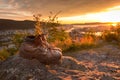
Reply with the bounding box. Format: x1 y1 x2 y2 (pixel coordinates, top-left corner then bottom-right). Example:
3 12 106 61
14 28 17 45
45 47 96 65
33 13 72 51
101 24 120 42
64 35 97 52
0 48 10 60
12 32 28 48
101 31 118 42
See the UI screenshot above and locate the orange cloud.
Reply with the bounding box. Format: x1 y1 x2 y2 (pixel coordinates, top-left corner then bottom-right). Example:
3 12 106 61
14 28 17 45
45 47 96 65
1 0 120 22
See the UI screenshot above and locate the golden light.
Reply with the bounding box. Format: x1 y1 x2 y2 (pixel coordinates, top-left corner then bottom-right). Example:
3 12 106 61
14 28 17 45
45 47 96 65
111 23 118 27
59 5 120 24
96 10 120 22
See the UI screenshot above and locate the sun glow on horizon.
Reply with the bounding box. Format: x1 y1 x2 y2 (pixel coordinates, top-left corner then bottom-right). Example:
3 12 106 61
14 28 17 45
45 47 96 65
111 23 118 27
59 6 120 24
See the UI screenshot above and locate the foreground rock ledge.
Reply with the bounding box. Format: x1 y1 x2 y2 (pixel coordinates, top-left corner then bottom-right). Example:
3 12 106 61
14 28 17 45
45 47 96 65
0 55 87 80
0 55 59 80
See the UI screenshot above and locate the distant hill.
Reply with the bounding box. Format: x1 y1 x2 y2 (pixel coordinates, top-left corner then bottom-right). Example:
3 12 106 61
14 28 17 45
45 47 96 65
73 22 120 25
0 19 35 30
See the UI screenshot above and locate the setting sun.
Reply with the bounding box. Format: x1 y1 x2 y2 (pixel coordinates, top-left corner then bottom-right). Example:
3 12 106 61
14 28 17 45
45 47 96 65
59 6 120 24
111 23 118 26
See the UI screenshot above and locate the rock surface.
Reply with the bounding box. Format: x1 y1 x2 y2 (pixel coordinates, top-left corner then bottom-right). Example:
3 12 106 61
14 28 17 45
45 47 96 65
0 55 61 80
0 55 87 80
0 44 120 80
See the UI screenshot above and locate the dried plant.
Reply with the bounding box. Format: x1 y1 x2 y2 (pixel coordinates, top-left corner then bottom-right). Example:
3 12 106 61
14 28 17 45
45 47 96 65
33 14 42 36
33 11 61 36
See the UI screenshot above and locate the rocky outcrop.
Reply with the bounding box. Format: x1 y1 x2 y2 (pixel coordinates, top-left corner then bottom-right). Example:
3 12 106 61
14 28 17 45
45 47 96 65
0 55 61 80
0 44 120 80
0 55 87 80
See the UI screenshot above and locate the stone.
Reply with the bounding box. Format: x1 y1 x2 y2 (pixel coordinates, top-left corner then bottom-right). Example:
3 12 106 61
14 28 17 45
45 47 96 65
0 55 61 80
100 75 115 80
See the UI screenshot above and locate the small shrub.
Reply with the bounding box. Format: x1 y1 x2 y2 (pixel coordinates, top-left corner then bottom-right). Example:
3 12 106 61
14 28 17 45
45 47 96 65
0 48 10 60
7 48 17 56
33 14 42 35
48 29 70 42
64 43 80 52
64 36 97 52
101 24 120 43
33 12 73 52
101 31 118 42
50 37 72 51
12 32 27 48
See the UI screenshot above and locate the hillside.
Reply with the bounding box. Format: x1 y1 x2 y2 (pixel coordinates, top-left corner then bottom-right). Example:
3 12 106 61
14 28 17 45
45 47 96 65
0 19 35 30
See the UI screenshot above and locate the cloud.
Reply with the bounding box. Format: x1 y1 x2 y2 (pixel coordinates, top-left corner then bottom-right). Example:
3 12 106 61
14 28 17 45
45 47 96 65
1 0 120 19
0 1 32 20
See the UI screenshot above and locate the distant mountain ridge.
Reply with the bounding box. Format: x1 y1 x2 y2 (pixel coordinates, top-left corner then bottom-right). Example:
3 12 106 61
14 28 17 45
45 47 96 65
1 18 119 30
73 22 116 25
0 19 35 30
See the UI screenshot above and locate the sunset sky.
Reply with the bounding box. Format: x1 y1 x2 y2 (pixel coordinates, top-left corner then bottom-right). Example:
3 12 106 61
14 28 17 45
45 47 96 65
1 0 120 23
